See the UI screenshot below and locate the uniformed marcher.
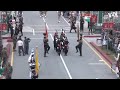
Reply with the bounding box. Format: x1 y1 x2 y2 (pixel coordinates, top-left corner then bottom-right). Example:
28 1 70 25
70 14 77 33
89 20 94 35
63 37 69 56
54 31 58 50
80 16 84 32
18 21 23 36
43 35 50 57
10 24 14 38
15 23 19 36
13 35 17 51
76 38 83 56
24 37 31 55
17 39 24 56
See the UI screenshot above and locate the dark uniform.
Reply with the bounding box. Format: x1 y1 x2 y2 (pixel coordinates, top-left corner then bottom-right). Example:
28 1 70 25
10 24 14 38
43 37 50 57
56 38 61 55
18 21 23 36
63 38 69 56
15 24 19 36
70 16 76 33
13 35 17 51
24 37 31 55
76 39 83 56
89 21 94 35
54 33 58 50
80 17 84 32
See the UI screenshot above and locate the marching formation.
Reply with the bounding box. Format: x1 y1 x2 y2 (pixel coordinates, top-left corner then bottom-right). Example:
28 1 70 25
4 11 119 79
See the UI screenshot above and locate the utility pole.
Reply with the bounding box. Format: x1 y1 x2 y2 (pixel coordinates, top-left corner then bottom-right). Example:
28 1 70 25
98 11 103 25
0 11 3 58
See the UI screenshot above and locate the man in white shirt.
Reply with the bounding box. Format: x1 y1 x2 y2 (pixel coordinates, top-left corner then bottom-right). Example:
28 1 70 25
17 39 24 56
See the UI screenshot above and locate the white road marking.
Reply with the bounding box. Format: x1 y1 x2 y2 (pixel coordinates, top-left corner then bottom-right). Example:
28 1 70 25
30 38 43 39
99 60 103 62
42 17 72 79
32 28 35 35
61 15 116 74
50 33 72 79
24 25 69 27
88 63 105 65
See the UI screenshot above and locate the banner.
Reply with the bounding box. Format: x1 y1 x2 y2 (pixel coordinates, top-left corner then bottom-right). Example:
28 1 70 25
0 23 7 31
90 15 97 24
102 22 114 30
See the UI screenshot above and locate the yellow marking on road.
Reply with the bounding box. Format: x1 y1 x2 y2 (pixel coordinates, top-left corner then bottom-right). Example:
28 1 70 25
61 13 116 74
11 45 14 66
83 38 116 73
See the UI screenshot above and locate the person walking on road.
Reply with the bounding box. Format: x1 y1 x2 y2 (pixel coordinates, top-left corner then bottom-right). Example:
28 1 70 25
58 11 62 23
15 23 19 36
76 36 83 56
89 21 94 35
24 37 31 55
80 16 84 33
17 39 24 56
10 24 14 39
70 13 77 33
13 35 17 51
18 21 23 36
43 35 50 57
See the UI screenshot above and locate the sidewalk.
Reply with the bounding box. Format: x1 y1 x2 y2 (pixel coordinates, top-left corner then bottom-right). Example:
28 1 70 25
83 20 115 66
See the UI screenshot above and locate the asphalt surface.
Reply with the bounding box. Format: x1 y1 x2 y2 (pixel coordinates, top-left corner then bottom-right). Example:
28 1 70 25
12 11 117 79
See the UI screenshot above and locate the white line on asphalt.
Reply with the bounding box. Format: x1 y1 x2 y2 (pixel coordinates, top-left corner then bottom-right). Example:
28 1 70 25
42 17 72 79
32 28 35 35
61 16 70 26
88 63 105 65
43 17 46 23
99 60 103 62
50 33 72 79
61 15 116 73
24 25 69 27
30 38 43 39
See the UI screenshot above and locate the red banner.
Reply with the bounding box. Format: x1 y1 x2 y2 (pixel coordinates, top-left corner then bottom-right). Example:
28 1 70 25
102 23 109 29
90 15 97 24
108 22 114 28
0 23 7 31
102 22 114 30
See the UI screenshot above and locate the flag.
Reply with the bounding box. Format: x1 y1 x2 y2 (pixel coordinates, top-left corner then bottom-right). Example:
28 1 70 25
35 47 39 75
45 23 48 38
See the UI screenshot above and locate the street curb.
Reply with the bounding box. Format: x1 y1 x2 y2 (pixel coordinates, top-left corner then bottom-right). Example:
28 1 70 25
2 37 11 39
89 42 113 65
7 39 13 42
84 36 101 38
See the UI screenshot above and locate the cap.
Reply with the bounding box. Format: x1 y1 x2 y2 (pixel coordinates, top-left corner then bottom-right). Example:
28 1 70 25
31 48 34 53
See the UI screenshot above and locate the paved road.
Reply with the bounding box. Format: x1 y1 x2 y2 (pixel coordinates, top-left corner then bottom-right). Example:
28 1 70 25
12 11 116 79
